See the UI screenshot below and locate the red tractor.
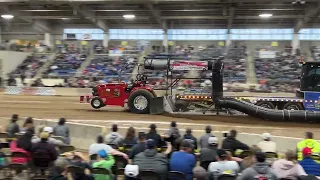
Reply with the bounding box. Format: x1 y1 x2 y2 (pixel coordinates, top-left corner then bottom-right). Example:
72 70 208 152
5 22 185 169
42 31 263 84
80 70 157 114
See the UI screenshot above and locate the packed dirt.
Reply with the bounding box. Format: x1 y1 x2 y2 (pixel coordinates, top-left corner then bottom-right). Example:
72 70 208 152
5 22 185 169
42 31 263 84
0 94 320 139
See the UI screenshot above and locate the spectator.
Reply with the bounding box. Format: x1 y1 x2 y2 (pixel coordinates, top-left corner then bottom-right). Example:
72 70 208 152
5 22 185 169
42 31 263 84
133 139 169 180
193 166 208 180
69 152 93 180
200 137 218 167
20 117 34 134
237 151 278 180
164 121 181 143
48 157 69 180
105 124 123 145
200 125 213 149
240 145 261 170
297 132 320 161
31 132 58 168
6 114 19 138
32 126 64 146
183 128 197 150
10 129 33 164
130 132 147 159
146 124 162 147
54 118 70 144
257 133 277 153
122 127 137 146
89 135 128 160
299 147 320 176
170 139 196 180
208 149 240 179
222 130 249 154
92 150 115 180
272 150 306 179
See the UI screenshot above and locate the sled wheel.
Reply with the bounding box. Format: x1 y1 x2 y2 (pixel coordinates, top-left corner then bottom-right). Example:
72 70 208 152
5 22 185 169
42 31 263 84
91 97 104 109
128 89 154 114
256 101 275 109
283 102 304 110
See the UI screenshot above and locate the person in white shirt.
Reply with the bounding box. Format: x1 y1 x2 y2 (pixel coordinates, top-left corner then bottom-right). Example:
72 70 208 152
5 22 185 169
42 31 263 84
257 133 277 153
208 149 240 179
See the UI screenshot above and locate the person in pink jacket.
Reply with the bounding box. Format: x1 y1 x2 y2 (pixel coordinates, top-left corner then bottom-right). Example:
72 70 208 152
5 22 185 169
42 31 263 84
10 130 33 164
271 150 307 180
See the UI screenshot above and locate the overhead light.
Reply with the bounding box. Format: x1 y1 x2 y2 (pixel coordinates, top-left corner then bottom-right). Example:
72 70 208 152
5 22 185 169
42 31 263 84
1 14 14 19
123 14 135 19
259 14 273 18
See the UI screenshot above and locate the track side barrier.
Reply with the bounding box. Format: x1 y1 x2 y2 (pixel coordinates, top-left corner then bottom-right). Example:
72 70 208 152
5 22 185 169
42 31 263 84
5 86 56 96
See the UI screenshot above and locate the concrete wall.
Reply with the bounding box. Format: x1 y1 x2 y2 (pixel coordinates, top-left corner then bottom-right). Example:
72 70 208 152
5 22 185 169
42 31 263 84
0 51 31 77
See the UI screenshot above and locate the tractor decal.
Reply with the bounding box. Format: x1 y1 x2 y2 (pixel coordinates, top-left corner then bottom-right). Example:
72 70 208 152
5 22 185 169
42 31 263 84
114 89 120 97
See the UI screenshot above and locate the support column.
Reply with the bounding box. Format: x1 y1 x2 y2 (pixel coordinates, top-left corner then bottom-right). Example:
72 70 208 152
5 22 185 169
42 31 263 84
44 33 52 47
0 26 2 43
103 33 109 48
226 33 232 47
291 33 300 55
163 30 168 53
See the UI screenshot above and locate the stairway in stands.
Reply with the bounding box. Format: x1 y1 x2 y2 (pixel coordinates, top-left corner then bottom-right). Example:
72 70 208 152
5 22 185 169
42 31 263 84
75 53 94 75
34 53 56 79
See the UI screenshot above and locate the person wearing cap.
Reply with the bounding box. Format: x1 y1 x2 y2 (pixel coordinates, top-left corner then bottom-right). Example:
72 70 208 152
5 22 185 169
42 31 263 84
31 132 58 168
237 151 277 180
170 139 196 180
130 132 147 159
32 126 65 146
200 137 218 168
68 151 93 180
297 132 320 161
92 150 115 180
222 130 249 154
299 147 320 176
6 114 20 138
133 139 169 180
183 128 198 150
105 124 123 146
54 118 70 144
272 150 307 179
208 149 240 179
200 125 214 149
257 133 277 153
146 124 163 147
89 135 128 160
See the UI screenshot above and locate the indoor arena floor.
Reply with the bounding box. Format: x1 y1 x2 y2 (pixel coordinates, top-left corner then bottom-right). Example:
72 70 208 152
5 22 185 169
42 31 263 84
0 94 320 139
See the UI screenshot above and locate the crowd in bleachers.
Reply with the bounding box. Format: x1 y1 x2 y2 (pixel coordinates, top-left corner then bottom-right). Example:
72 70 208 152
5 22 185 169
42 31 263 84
10 54 49 81
3 114 320 180
42 53 87 79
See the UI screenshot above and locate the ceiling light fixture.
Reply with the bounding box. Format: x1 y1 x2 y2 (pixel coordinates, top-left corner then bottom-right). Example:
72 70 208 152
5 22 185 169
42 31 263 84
123 14 135 19
1 14 14 19
259 13 273 18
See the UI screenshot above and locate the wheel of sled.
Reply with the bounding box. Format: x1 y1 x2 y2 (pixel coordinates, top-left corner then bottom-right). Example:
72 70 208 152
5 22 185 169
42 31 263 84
256 101 275 109
174 100 189 112
283 102 303 110
91 97 104 109
128 89 154 114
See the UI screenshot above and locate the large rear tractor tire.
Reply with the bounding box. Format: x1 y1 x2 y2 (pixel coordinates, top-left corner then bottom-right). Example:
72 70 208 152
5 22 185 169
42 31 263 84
128 89 154 114
91 97 104 109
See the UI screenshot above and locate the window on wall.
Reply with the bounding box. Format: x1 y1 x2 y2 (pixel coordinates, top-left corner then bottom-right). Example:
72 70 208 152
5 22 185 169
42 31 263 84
63 28 104 40
299 29 320 40
109 29 164 40
168 29 227 40
230 29 293 40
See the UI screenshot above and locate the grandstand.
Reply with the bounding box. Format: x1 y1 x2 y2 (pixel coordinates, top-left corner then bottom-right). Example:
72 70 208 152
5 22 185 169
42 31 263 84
1 0 320 179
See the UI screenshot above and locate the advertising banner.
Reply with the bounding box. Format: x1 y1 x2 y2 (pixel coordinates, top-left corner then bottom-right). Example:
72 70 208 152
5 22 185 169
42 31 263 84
170 60 208 71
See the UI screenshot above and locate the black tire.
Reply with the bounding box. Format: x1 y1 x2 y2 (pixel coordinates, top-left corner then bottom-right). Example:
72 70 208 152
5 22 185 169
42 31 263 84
256 101 275 109
128 89 154 114
91 97 104 109
283 102 304 110
174 100 189 112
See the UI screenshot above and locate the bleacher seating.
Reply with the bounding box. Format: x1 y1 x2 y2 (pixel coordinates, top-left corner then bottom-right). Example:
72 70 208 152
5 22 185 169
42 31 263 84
42 53 87 78
10 54 49 78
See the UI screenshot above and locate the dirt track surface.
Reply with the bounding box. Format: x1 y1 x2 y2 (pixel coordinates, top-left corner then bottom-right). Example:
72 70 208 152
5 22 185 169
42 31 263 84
0 94 320 139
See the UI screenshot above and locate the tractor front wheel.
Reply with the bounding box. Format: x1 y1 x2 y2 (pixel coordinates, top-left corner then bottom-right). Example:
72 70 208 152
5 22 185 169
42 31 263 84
91 97 104 109
128 89 154 114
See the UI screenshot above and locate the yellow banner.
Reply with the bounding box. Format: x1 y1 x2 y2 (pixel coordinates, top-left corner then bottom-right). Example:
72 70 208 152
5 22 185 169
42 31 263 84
271 41 278 47
168 41 174 46
218 41 225 46
81 41 88 45
121 41 128 46
55 40 61 45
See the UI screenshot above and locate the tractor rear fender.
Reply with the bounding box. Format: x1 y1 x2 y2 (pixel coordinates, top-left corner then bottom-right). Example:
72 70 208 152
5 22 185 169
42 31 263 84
131 87 156 98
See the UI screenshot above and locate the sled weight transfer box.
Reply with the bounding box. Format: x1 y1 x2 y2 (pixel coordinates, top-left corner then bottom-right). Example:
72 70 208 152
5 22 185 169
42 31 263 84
150 97 164 114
